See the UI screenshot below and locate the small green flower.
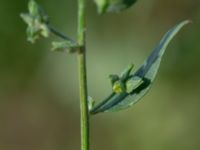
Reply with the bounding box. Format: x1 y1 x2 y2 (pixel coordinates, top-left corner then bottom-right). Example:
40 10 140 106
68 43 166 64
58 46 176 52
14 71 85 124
20 0 50 43
109 64 134 94
113 81 126 93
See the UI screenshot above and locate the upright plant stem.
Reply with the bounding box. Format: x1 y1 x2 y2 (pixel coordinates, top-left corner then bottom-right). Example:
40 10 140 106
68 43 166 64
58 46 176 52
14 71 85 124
77 0 90 150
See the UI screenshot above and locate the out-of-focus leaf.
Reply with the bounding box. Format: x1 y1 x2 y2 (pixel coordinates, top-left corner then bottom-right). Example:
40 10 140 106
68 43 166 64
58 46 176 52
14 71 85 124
108 64 134 93
94 0 137 14
90 20 190 114
28 0 39 16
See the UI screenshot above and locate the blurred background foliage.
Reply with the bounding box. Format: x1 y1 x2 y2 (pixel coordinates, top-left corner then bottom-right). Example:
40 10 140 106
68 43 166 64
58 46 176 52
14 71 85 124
0 0 200 150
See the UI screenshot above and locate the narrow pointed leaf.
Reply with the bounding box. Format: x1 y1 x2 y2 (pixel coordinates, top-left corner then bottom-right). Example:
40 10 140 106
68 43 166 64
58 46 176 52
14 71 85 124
120 64 134 81
90 20 190 114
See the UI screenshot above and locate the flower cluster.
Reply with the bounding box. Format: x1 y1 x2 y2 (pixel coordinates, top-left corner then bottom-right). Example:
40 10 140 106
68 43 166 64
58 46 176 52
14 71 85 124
20 0 50 43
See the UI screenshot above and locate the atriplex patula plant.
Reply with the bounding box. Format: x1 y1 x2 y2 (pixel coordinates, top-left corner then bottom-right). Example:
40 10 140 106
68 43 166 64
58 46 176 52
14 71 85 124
20 0 190 150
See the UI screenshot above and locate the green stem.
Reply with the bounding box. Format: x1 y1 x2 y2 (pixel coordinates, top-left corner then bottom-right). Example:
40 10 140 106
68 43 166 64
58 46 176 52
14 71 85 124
77 0 89 150
49 25 76 43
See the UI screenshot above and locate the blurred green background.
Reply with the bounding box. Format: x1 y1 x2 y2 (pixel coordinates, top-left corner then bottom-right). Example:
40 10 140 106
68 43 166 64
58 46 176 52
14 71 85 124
0 0 200 150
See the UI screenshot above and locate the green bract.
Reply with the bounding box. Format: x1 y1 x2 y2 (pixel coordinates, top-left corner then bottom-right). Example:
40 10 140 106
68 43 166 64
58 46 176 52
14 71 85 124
90 20 190 114
51 41 79 53
94 0 137 14
20 0 50 43
88 96 96 111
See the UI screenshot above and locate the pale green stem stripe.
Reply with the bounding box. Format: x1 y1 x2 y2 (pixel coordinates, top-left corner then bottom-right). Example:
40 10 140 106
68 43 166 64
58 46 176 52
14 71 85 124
77 0 90 150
